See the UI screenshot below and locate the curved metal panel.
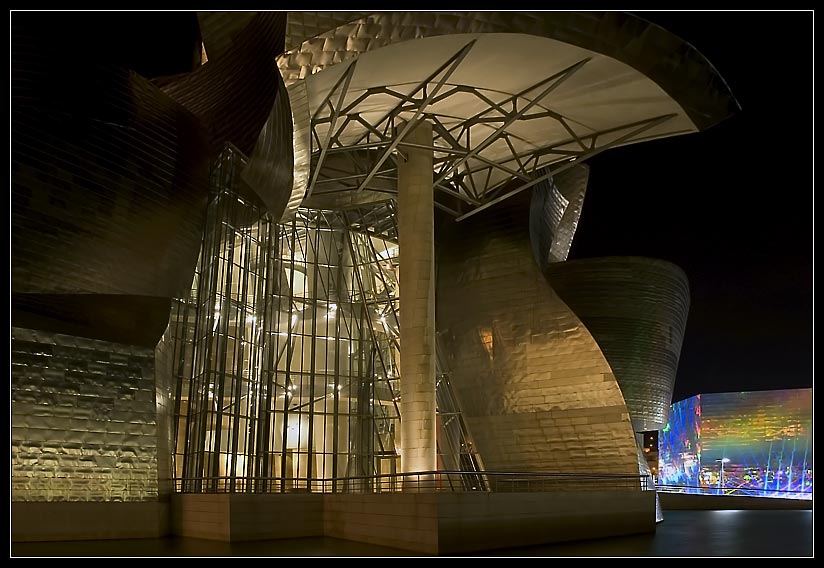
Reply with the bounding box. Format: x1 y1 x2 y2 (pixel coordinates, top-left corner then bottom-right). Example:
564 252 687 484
162 12 287 157
11 14 211 345
281 13 735 216
285 11 367 50
11 39 208 297
284 79 313 219
529 164 589 266
241 68 298 220
11 294 172 349
197 12 257 61
543 257 690 432
436 192 639 475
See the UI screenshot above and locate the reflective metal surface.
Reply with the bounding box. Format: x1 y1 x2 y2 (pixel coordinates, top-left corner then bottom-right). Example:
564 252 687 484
436 192 639 475
283 30 691 219
11 12 299 347
197 12 257 61
529 164 589 265
11 327 158 502
543 257 690 432
11 13 210 346
162 12 287 157
241 67 298 219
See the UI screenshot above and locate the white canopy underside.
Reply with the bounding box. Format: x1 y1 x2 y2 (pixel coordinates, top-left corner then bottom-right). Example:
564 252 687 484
281 32 696 205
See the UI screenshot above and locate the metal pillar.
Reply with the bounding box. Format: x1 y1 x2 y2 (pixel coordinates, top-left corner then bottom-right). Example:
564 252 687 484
397 119 437 476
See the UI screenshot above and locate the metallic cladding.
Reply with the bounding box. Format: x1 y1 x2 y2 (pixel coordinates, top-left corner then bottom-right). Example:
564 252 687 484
543 257 690 432
11 14 210 346
12 13 297 347
162 12 287 157
166 13 297 222
197 12 257 61
11 29 209 299
529 164 589 265
280 11 737 128
436 192 639 475
241 68 298 220
11 328 158 502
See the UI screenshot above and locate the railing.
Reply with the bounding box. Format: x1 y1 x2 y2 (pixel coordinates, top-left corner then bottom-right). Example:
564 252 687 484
173 471 648 494
657 484 812 500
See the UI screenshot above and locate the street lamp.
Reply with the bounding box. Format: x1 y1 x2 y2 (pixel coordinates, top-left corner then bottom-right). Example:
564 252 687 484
716 458 730 490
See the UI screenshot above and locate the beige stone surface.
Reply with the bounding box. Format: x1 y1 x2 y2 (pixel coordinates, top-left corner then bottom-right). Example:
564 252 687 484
398 120 437 474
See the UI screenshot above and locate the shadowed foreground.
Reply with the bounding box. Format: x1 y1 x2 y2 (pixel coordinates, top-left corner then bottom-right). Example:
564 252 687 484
12 510 812 557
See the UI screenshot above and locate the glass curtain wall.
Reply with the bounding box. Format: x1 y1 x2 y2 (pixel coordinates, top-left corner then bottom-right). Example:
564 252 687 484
169 147 401 492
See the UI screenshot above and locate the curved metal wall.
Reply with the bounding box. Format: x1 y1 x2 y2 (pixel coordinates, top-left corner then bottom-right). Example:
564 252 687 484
543 257 690 432
529 164 589 265
436 192 639 475
11 13 210 346
161 12 287 157
163 12 296 221
12 12 295 347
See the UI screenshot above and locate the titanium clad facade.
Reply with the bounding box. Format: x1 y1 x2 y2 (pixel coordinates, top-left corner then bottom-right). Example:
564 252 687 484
10 12 736 512
529 165 589 265
436 192 639 475
11 328 158 502
543 257 690 432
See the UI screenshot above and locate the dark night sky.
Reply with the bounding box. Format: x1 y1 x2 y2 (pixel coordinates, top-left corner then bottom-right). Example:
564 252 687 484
568 11 813 401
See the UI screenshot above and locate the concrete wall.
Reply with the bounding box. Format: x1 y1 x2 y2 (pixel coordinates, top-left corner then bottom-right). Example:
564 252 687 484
12 501 167 542
230 494 324 541
659 492 812 511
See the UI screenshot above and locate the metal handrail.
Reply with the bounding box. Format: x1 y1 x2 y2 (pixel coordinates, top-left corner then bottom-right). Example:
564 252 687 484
173 470 648 494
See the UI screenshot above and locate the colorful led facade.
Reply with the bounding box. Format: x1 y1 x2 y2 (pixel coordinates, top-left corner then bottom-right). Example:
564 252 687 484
658 389 812 498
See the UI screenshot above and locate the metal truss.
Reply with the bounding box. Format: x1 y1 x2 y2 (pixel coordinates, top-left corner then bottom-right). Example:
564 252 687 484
305 45 681 219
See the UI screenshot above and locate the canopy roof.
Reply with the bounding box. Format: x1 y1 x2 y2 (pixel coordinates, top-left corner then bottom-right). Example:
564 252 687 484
276 12 737 219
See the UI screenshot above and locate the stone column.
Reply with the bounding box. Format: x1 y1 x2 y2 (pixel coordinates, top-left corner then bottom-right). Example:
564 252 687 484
397 119 437 477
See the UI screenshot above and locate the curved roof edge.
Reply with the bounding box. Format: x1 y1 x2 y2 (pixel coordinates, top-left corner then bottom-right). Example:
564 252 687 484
544 255 690 284
284 11 739 131
556 11 740 130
